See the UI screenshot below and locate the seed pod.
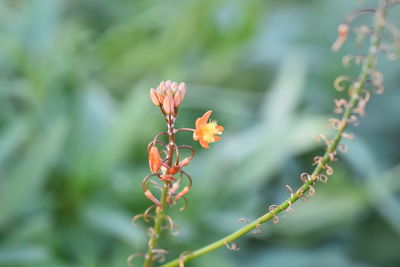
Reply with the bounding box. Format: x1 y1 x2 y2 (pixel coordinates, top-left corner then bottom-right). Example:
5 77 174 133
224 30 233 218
148 145 161 173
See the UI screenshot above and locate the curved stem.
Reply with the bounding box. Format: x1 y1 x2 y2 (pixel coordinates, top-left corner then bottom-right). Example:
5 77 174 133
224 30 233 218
161 2 388 267
176 128 195 132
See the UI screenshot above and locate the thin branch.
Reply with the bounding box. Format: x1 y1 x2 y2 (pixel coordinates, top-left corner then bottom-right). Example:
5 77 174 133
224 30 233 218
161 2 389 266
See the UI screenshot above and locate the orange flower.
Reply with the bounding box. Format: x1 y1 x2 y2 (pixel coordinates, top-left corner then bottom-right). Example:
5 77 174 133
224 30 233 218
193 110 224 149
148 145 161 173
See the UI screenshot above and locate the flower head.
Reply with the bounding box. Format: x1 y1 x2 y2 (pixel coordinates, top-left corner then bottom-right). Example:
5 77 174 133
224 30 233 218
149 80 186 114
193 110 224 149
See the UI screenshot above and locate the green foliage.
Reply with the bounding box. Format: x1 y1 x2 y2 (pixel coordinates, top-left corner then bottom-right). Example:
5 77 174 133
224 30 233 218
0 0 399 266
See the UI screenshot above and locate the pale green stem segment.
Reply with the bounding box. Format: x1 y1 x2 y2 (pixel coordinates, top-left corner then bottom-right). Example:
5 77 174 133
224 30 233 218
143 185 169 267
161 2 387 267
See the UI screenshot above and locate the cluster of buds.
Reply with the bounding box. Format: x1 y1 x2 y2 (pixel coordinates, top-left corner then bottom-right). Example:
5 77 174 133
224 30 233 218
150 80 187 115
142 81 223 210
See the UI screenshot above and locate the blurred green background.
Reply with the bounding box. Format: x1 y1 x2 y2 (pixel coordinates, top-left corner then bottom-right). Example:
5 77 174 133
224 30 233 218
1 0 400 266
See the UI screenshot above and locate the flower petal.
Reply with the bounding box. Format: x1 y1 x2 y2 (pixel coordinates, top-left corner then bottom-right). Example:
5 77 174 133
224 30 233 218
216 125 224 132
199 139 209 149
196 110 212 128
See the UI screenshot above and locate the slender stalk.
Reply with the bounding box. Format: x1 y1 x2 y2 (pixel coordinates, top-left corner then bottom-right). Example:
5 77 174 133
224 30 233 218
143 185 168 267
161 2 388 267
144 115 176 267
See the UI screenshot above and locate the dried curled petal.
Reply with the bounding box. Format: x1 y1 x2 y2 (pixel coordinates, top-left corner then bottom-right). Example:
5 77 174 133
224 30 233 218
331 24 350 52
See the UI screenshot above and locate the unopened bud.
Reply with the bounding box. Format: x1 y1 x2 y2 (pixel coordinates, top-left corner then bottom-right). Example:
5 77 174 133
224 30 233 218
173 90 183 107
163 95 175 115
331 24 349 52
171 82 178 92
178 157 191 168
150 88 160 106
148 145 161 173
338 24 349 37
179 82 186 97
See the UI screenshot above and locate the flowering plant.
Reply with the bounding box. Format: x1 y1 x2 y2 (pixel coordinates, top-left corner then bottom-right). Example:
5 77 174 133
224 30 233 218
130 1 399 266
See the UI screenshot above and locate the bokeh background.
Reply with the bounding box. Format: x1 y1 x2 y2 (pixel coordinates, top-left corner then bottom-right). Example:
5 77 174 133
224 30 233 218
1 0 400 266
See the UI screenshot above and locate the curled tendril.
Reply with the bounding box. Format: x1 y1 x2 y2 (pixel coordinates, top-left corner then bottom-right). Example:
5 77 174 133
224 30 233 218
355 25 374 47
334 75 353 92
131 206 156 226
142 174 162 208
343 8 376 25
237 218 249 224
178 197 189 212
147 227 156 246
328 118 345 130
127 253 145 267
384 20 400 42
162 215 181 236
318 174 329 183
342 53 367 67
368 69 385 94
338 143 348 153
163 215 175 232
224 241 240 251
300 172 312 183
252 223 263 235
328 151 337 162
273 215 280 224
334 98 348 114
315 134 331 147
268 204 278 212
347 115 360 126
285 200 294 213
325 164 334 176
177 145 195 162
174 170 192 204
309 185 316 196
389 0 400 7
150 132 168 147
285 185 294 198
300 194 310 203
152 249 168 263
379 44 400 60
341 132 354 140
313 156 324 167
354 90 371 116
179 251 192 267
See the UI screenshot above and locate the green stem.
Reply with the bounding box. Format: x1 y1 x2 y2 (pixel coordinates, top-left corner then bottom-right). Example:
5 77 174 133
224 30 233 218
161 3 387 267
143 185 169 267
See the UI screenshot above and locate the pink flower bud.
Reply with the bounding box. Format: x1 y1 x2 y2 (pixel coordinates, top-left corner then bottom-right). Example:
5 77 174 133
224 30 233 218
173 90 183 107
149 88 160 106
163 95 175 115
178 82 186 97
